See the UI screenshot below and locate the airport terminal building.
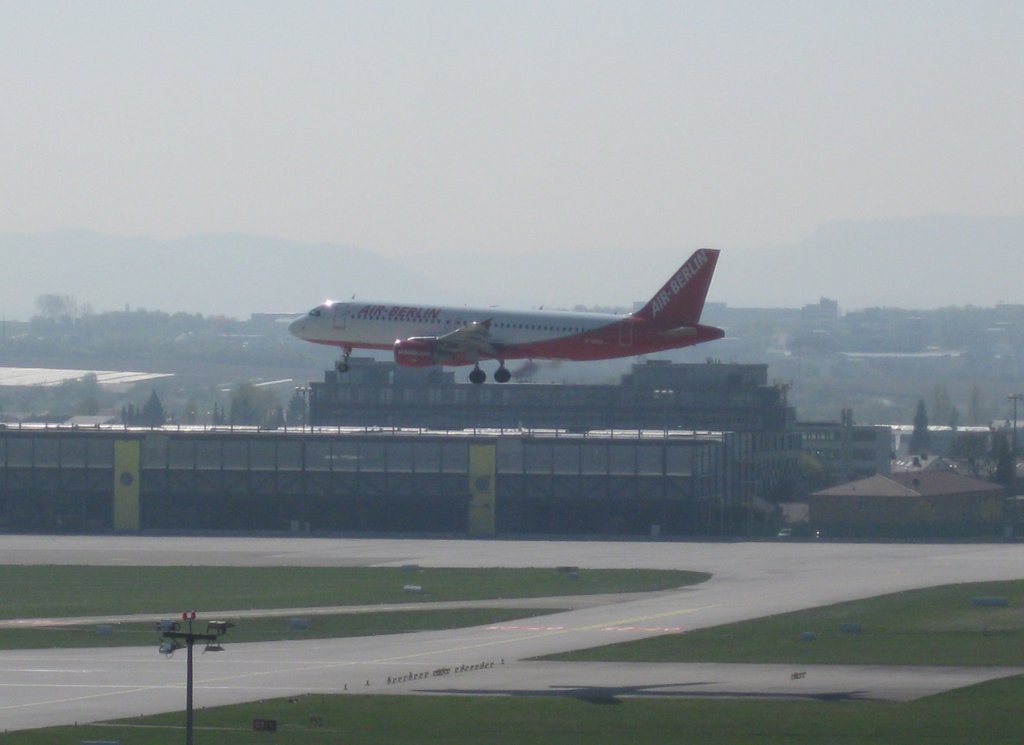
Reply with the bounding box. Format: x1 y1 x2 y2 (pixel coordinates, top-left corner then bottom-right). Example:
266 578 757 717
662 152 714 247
310 358 795 433
0 361 801 537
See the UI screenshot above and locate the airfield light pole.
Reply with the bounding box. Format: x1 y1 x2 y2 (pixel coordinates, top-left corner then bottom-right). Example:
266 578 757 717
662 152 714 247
295 385 310 432
1006 394 1024 537
158 612 234 745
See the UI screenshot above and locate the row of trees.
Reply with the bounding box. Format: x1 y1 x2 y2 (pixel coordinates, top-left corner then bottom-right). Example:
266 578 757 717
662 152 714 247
910 398 1017 488
11 293 1023 429
119 385 308 429
121 391 166 427
8 295 325 370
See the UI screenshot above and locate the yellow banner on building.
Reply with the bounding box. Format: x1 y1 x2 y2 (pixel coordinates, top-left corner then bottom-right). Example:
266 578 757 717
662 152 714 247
113 440 141 532
468 443 496 535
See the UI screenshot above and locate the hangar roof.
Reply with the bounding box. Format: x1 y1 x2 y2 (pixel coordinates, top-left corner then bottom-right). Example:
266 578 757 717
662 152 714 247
0 367 172 387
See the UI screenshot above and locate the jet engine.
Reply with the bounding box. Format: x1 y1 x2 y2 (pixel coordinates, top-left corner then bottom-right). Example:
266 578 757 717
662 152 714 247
393 338 440 367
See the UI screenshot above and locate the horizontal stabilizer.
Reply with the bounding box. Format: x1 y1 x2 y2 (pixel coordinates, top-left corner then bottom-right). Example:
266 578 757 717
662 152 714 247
658 326 699 338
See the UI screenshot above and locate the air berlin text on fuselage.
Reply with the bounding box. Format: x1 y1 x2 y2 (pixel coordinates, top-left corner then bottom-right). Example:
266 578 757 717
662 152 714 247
651 249 709 317
356 305 443 323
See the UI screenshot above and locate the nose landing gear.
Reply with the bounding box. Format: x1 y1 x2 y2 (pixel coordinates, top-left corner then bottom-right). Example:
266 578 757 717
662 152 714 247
335 347 352 374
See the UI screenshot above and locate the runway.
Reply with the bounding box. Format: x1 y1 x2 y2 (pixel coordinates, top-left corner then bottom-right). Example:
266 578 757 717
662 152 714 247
1 536 1023 731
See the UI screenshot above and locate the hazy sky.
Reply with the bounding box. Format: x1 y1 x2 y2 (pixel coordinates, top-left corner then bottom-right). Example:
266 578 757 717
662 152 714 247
3 1 1022 257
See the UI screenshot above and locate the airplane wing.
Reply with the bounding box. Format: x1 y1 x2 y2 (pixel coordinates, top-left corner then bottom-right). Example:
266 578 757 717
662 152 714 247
435 319 499 359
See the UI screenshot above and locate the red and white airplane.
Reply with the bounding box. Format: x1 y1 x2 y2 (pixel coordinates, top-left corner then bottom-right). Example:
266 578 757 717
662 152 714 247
289 248 724 384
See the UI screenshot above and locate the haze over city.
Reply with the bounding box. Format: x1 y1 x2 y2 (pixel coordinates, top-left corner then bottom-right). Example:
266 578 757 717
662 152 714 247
3 2 1023 317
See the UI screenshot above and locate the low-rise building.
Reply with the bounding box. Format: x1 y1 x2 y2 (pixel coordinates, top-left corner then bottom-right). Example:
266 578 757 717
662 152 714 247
309 359 802 504
0 424 763 537
807 470 1006 538
796 409 892 482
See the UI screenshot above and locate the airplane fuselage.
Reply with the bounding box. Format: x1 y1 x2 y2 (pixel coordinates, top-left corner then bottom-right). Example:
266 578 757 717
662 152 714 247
289 249 724 382
289 300 723 366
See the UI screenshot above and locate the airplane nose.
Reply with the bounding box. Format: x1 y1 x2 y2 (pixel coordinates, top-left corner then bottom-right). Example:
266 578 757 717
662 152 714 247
288 315 307 339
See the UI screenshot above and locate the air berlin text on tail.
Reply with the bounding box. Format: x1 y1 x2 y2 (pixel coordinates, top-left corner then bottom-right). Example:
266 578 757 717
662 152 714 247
650 249 709 318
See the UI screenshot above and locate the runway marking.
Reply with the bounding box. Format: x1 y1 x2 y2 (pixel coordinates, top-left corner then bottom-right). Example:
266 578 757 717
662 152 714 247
186 603 722 689
346 604 721 671
0 683 163 690
573 605 719 632
486 625 684 633
0 681 184 713
0 603 721 714
3 668 108 674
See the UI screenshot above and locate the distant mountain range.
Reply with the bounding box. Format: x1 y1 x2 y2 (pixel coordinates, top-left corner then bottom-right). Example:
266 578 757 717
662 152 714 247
3 214 1021 320
402 214 1024 313
1 232 446 321
729 214 1024 310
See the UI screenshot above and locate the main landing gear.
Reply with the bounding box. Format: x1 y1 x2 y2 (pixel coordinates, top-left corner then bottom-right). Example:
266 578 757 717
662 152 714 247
335 347 352 374
468 363 512 385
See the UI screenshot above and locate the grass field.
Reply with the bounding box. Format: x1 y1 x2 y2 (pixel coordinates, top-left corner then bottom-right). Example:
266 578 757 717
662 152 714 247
0 607 564 649
548 579 1024 666
6 573 1024 743
6 676 1024 745
0 565 707 618
0 565 706 649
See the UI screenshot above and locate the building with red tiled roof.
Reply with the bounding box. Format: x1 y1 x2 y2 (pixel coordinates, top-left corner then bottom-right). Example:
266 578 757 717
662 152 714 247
807 470 1006 538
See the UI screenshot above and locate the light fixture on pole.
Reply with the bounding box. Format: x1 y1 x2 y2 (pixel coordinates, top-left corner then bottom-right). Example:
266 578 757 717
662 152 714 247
294 385 310 431
157 611 234 745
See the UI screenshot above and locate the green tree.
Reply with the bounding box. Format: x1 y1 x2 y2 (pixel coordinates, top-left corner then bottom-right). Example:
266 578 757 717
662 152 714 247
70 373 101 416
968 384 986 426
140 390 166 427
229 382 279 426
121 403 137 425
949 431 989 477
909 399 931 455
34 293 78 320
798 452 833 495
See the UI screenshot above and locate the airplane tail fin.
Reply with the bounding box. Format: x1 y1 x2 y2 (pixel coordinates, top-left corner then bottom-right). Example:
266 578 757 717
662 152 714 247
634 249 720 327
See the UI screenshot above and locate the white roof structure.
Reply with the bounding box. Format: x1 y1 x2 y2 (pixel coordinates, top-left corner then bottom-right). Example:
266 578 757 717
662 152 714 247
0 367 172 388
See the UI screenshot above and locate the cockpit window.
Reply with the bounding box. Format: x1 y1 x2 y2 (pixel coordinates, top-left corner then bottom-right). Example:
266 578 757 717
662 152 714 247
309 308 322 317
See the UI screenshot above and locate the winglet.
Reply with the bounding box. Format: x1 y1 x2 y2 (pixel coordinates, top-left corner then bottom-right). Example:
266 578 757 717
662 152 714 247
634 249 719 327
